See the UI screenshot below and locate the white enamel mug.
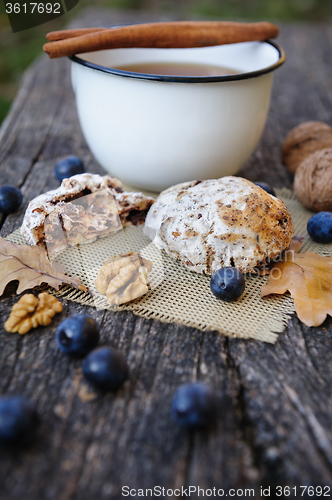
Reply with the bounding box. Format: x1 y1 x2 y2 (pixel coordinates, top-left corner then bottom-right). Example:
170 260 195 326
71 39 285 191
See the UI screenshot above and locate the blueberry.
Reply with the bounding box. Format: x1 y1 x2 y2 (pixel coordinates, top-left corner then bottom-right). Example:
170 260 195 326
0 396 39 447
56 314 99 357
307 212 332 244
210 267 245 302
254 182 276 197
172 382 217 429
0 186 22 214
82 347 128 392
54 156 85 182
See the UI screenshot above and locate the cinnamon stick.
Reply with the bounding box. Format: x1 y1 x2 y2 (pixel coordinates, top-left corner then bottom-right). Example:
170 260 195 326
44 21 279 59
46 27 108 41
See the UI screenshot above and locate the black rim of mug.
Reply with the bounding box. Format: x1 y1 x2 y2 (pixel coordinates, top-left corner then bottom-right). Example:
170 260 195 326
69 39 286 84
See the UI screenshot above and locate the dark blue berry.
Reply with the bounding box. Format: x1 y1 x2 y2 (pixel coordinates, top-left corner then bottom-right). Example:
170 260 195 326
172 382 217 429
0 186 22 214
56 315 99 357
82 347 128 392
254 182 276 197
54 156 85 182
0 396 39 447
210 267 245 302
307 212 332 244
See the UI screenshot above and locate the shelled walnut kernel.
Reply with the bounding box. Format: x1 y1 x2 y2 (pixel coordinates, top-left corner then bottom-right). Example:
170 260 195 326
4 293 62 334
95 252 153 306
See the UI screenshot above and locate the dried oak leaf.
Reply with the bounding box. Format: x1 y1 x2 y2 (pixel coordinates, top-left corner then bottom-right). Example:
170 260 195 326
261 251 332 327
0 237 87 295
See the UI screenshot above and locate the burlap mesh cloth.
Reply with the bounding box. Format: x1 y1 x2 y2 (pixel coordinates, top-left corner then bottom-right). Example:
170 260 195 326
7 188 332 344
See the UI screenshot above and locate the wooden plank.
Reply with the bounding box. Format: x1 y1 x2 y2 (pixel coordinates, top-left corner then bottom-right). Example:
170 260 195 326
0 10 332 499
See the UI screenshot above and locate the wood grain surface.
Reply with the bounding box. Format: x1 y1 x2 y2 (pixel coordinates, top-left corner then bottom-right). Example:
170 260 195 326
1 8 332 499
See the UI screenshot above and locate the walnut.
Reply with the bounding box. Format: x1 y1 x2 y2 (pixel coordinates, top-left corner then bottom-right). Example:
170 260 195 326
4 292 63 334
4 294 39 334
281 121 332 173
32 292 63 327
294 148 332 212
95 252 153 306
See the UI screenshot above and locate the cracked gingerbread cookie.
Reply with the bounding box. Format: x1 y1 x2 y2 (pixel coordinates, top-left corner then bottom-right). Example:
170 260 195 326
144 176 294 274
21 174 155 252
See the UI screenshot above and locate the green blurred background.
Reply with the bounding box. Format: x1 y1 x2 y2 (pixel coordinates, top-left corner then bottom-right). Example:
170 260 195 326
0 0 331 125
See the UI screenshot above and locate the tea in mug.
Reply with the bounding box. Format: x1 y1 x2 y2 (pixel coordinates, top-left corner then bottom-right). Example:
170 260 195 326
115 61 240 77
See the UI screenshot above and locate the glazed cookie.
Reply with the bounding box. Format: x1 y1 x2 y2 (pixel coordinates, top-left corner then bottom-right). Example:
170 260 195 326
144 176 293 274
21 174 154 250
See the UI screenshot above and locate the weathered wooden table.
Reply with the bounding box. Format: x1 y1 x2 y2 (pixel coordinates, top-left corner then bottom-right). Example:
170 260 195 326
1 9 332 499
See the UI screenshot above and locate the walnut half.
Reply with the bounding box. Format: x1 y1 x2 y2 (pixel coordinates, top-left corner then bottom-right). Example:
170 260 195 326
95 252 153 306
4 293 63 334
